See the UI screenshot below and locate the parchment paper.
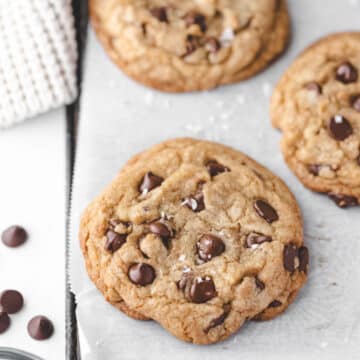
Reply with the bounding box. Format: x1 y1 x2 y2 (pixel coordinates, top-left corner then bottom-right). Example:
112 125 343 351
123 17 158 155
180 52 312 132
70 1 360 359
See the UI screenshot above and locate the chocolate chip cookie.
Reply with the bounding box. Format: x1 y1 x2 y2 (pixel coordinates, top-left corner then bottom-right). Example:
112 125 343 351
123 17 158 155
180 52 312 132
89 0 290 92
80 138 308 344
271 32 360 208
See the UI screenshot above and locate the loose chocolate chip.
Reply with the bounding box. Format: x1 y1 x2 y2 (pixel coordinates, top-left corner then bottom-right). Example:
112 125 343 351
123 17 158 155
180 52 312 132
0 290 24 314
190 277 216 303
205 37 221 53
0 311 10 334
336 62 358 84
328 193 358 208
308 164 322 176
184 12 207 32
255 277 265 290
150 7 168 23
351 95 360 112
269 300 282 308
283 244 297 272
329 115 353 141
139 172 164 194
183 192 205 212
204 304 230 333
105 230 127 253
27 316 54 340
305 82 322 94
1 225 27 248
254 200 279 223
206 160 230 177
128 263 156 286
197 234 225 262
298 246 309 273
246 232 272 248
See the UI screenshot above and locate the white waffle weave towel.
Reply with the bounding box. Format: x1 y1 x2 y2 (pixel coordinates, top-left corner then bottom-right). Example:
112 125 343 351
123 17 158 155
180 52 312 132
0 0 77 128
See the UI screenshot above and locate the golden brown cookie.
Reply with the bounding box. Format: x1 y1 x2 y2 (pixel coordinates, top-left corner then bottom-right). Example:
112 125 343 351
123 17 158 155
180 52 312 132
271 32 360 208
90 0 290 92
80 138 308 344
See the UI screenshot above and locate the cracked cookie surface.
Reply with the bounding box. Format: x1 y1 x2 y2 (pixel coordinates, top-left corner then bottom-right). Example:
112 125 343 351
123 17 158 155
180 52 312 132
271 32 360 208
80 138 308 344
89 0 290 92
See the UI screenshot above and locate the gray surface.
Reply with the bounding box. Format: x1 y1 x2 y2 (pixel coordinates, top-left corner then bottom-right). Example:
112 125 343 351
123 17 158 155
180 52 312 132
70 1 360 359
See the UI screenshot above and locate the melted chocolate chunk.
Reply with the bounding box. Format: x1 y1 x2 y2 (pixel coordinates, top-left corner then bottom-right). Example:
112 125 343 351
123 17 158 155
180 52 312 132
336 62 358 84
150 7 168 23
254 200 279 223
128 263 156 286
197 234 225 262
329 115 353 141
206 160 230 177
105 230 127 253
255 277 265 291
269 300 282 308
305 82 322 94
246 232 272 248
190 277 217 304
184 35 200 56
283 244 297 272
328 193 358 208
204 304 231 333
205 37 221 53
308 164 322 176
298 246 309 273
184 12 207 32
139 172 164 194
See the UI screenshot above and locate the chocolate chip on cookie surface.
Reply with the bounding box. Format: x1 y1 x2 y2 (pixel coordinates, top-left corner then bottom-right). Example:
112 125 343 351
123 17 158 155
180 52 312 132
89 0 290 92
80 139 308 344
271 32 360 208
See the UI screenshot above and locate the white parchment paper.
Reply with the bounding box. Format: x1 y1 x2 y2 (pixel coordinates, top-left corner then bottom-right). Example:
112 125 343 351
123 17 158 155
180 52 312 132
70 1 360 359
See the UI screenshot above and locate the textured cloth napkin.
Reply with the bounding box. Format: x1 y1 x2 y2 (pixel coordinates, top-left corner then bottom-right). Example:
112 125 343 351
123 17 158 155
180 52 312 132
0 0 77 128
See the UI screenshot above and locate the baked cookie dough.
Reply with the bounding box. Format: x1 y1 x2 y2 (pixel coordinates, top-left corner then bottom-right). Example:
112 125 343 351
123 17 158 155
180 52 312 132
80 138 308 344
90 0 290 92
271 32 360 208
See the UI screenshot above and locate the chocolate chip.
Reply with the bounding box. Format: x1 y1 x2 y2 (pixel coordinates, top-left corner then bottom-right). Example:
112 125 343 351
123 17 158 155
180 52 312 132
27 316 54 340
308 164 322 176
190 277 216 303
283 244 297 272
184 35 200 56
0 290 24 314
269 300 282 308
298 246 309 273
255 277 265 290
105 230 127 253
329 115 353 141
254 200 279 223
351 95 360 112
246 232 272 248
139 172 164 194
205 37 221 53
128 263 156 286
197 234 225 262
0 311 10 334
328 193 358 208
1 225 27 248
206 160 230 177
305 82 322 94
184 12 207 32
149 221 171 239
204 304 230 333
336 62 358 84
150 7 168 23
183 192 205 212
